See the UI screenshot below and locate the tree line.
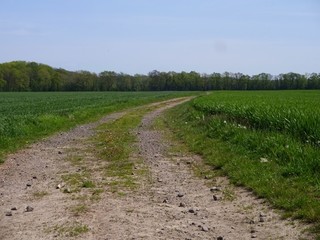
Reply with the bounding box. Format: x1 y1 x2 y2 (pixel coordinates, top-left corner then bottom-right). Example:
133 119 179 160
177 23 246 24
0 61 319 91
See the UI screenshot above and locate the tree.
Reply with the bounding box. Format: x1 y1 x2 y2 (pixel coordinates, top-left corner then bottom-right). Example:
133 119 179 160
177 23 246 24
250 73 273 90
132 74 147 91
0 62 30 91
99 71 117 91
148 70 167 91
116 73 132 91
0 70 6 90
50 72 63 91
37 65 52 91
69 71 97 91
189 71 202 90
0 60 319 92
307 73 320 89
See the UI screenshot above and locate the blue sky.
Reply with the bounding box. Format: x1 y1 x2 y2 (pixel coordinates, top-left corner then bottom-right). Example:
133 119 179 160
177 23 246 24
0 0 319 75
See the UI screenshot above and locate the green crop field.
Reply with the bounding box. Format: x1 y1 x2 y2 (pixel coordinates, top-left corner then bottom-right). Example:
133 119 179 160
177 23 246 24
0 91 193 162
165 90 320 235
193 90 320 147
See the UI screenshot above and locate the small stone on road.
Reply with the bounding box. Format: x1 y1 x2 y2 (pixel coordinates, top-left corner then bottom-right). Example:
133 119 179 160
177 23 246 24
5 211 12 216
25 206 34 212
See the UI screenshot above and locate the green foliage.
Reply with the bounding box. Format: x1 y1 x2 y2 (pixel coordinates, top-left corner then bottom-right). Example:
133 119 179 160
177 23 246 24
165 90 320 235
0 61 320 91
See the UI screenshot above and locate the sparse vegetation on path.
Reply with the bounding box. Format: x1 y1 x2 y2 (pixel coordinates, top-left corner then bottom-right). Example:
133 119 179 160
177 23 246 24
0 96 312 239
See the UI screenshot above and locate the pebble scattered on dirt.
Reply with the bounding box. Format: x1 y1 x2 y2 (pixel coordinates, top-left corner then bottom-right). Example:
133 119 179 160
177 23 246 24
5 211 12 216
25 206 34 212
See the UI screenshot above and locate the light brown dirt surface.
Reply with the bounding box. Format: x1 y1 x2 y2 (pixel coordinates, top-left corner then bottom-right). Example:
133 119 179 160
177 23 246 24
0 98 312 240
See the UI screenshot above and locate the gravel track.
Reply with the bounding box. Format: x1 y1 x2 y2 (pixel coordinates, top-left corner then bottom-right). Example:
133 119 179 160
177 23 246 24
0 98 311 240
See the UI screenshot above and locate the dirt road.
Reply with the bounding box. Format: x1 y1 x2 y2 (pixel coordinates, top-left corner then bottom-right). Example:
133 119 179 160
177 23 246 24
0 98 310 239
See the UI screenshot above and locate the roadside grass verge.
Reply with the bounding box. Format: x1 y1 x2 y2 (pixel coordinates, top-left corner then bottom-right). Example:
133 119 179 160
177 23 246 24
153 115 236 201
164 99 320 238
0 92 196 163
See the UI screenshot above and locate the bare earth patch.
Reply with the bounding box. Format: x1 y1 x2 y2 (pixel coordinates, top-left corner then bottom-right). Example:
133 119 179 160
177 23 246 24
0 98 312 239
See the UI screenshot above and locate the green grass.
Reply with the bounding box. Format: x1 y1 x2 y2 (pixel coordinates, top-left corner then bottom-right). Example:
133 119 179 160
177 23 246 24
164 90 320 237
0 91 195 163
82 180 95 188
66 154 84 166
193 90 320 147
70 204 89 216
90 188 104 201
61 172 93 193
32 191 49 199
50 222 89 237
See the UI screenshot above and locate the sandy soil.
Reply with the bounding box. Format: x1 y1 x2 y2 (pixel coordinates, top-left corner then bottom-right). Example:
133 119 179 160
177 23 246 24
0 98 312 240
